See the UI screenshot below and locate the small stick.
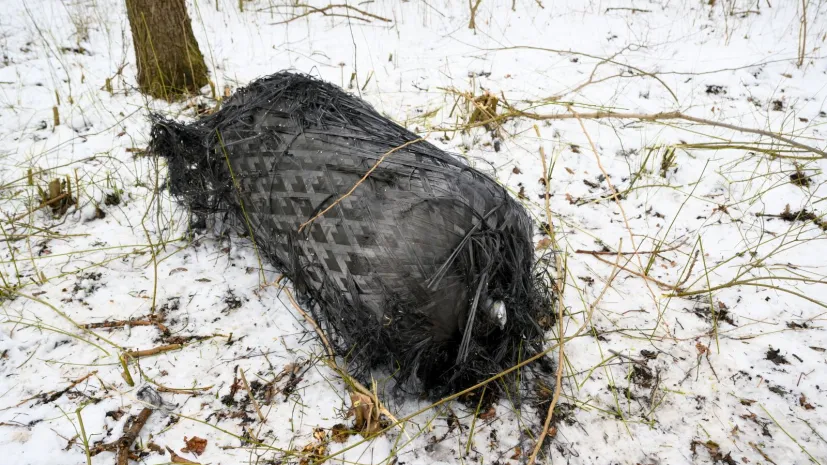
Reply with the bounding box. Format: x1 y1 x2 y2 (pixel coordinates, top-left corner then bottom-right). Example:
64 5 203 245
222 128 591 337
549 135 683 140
239 369 266 423
468 0 482 30
125 344 182 359
4 370 98 409
116 408 153 465
156 385 213 394
82 319 155 330
92 407 154 461
608 349 648 367
7 193 69 224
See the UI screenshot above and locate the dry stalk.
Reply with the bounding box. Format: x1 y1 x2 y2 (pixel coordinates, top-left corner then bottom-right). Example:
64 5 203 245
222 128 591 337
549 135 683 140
570 108 662 320
155 385 212 394
527 127 564 465
589 253 675 290
81 318 168 333
7 193 69 224
240 369 266 423
468 0 482 30
797 0 807 68
125 343 182 359
281 287 406 437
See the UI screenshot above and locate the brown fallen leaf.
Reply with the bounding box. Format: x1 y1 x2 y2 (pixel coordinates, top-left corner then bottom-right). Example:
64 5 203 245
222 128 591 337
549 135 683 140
799 394 815 410
330 423 351 443
479 405 496 420
169 267 188 276
181 436 207 456
166 446 201 464
349 392 381 436
298 439 328 465
512 166 522 174
511 446 522 460
536 237 552 251
147 442 164 454
565 167 575 175
517 185 527 200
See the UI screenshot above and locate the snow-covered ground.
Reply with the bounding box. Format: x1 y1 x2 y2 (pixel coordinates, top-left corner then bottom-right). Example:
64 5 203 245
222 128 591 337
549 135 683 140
2 0 827 464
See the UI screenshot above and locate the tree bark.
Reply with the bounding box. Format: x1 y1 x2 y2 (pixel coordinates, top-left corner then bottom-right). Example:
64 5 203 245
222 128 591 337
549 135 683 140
125 0 208 100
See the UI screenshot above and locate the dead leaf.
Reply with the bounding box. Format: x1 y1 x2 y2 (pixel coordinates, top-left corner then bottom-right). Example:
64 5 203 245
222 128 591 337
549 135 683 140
181 436 207 456
298 438 328 465
479 405 496 420
565 167 575 175
565 193 576 204
536 237 552 251
695 342 709 355
330 423 351 443
349 392 381 436
166 446 201 464
511 446 522 460
147 442 164 454
512 166 522 174
169 267 188 276
313 427 327 442
799 394 815 410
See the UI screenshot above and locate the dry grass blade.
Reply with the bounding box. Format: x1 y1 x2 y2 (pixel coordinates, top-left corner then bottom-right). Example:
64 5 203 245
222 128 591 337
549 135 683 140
281 287 406 437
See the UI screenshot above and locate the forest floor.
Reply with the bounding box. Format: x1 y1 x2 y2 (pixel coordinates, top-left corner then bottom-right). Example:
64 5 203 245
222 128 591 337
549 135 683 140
1 1 827 464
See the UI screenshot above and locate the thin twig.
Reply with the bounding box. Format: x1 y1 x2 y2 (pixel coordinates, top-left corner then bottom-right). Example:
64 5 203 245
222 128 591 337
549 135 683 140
298 137 426 232
240 369 266 423
271 4 391 25
3 370 98 410
125 344 182 359
468 0 482 30
589 253 676 290
529 240 624 464
7 193 69 224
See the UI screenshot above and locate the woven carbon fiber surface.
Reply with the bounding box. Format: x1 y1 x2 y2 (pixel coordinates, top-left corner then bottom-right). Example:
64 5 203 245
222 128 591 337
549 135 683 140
151 72 553 396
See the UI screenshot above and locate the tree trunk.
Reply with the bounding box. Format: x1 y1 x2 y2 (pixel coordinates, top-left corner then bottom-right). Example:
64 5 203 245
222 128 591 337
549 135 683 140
125 0 208 100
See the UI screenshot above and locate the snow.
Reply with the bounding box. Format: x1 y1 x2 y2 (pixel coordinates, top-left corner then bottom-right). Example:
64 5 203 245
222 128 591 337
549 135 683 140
1 0 826 464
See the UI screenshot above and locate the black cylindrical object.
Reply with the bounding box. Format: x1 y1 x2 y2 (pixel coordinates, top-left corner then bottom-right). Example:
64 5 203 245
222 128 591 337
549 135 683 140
150 71 553 397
